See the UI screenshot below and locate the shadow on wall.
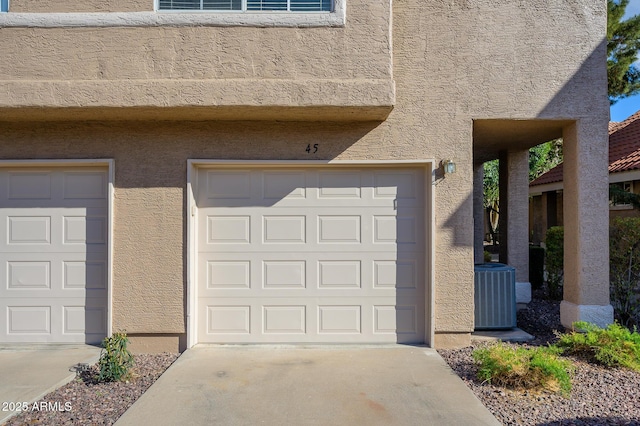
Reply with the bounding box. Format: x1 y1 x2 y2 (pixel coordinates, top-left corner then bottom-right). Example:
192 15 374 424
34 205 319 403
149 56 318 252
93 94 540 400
0 120 387 189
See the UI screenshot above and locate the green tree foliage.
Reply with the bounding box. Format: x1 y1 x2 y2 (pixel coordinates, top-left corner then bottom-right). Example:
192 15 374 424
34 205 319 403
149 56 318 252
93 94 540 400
482 140 562 244
610 183 640 208
608 0 640 104
545 226 564 300
483 160 499 209
529 140 563 182
610 217 640 327
483 160 499 243
98 332 134 382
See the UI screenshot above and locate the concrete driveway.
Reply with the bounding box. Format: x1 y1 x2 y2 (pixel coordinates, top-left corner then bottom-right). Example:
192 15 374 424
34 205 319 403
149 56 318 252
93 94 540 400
116 345 500 425
0 344 101 424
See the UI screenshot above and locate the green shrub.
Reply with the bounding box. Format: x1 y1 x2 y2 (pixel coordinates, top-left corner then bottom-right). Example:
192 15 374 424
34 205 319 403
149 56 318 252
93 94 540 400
529 245 545 290
545 226 564 300
98 332 134 382
483 251 492 263
472 343 573 396
610 217 640 328
556 321 640 372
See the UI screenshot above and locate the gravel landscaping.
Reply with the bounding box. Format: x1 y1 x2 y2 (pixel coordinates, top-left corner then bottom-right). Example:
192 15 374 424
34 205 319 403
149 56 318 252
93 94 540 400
439 295 640 426
5 352 179 426
5 295 640 425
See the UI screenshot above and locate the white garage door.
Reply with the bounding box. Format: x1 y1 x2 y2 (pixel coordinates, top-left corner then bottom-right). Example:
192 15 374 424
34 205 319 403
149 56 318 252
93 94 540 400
196 166 426 343
0 167 108 344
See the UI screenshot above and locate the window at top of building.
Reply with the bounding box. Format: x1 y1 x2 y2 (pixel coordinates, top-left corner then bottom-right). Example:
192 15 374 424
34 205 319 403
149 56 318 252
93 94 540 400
158 0 333 12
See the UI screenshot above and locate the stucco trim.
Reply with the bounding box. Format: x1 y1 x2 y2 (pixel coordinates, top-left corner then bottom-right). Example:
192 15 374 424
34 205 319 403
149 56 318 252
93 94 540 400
0 159 115 338
531 169 640 195
610 169 640 184
186 159 436 348
0 79 395 121
0 6 345 28
529 182 563 195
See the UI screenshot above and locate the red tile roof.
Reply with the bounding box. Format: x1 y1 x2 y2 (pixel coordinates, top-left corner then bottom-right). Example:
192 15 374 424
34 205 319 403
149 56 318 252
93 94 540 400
530 110 640 186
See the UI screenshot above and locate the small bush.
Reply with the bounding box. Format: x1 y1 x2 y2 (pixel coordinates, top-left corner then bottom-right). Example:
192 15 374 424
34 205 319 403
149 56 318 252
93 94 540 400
483 251 492 263
556 321 640 372
98 332 134 382
472 343 572 396
545 226 564 300
610 217 640 328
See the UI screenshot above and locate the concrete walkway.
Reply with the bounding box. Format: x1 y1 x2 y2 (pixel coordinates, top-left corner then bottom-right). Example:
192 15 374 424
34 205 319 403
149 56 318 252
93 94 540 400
0 344 101 424
116 345 500 426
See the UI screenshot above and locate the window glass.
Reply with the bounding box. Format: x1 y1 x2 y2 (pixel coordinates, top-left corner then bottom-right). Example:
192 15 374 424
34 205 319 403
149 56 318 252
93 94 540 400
159 0 332 11
203 0 242 10
247 0 287 11
290 0 332 11
610 181 634 207
159 0 202 10
1 0 8 13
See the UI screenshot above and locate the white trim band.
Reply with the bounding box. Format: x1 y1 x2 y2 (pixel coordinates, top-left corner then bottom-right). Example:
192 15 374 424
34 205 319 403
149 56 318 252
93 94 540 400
0 8 345 28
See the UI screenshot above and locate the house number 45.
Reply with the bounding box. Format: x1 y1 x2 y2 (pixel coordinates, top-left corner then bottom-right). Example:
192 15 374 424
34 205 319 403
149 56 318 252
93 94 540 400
306 144 318 154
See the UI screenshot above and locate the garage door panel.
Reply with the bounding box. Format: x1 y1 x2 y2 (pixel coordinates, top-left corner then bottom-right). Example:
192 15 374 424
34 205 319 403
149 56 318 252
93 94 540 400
263 305 307 334
373 304 421 337
2 251 106 292
62 171 107 200
3 297 106 344
199 253 422 296
4 171 53 200
63 258 107 291
263 260 307 289
198 169 423 209
206 215 251 244
6 305 51 335
317 305 361 334
197 166 426 344
6 215 51 245
373 259 420 289
4 260 51 291
0 167 108 343
205 305 252 335
205 260 252 290
1 212 107 253
200 212 424 253
1 170 106 206
373 170 421 200
198 299 423 343
263 170 307 200
63 216 107 245
63 300 108 336
263 215 306 243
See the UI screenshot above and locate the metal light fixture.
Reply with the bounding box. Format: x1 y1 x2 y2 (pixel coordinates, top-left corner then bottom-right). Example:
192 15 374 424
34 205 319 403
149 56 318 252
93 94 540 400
442 159 456 174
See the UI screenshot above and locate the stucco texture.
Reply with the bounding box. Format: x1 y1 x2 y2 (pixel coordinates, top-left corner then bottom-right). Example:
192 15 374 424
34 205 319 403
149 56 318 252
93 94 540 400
0 0 609 347
0 1 392 119
9 0 153 13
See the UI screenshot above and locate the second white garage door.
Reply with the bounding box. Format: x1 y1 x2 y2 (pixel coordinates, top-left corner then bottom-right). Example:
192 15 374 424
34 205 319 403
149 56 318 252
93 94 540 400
196 166 426 343
0 166 108 344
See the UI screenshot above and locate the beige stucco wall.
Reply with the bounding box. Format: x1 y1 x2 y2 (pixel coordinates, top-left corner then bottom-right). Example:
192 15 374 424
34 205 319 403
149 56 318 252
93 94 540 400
9 0 152 12
0 0 608 350
0 1 392 119
393 0 607 338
